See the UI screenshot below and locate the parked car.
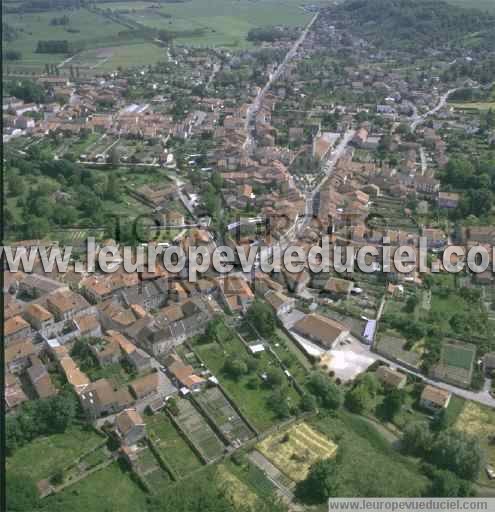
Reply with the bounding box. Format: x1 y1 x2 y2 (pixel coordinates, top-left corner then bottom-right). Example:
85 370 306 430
486 465 495 480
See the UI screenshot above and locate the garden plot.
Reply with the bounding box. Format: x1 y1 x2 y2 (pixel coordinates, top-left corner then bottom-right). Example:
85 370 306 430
375 332 421 368
134 446 172 489
195 387 254 445
257 422 337 482
145 412 203 477
217 465 258 510
175 398 226 462
432 342 476 388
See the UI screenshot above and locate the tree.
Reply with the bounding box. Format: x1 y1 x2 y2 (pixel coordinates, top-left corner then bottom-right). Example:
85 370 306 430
429 431 483 481
345 384 373 414
50 468 65 485
7 173 25 196
265 367 284 388
401 422 433 457
223 358 247 380
167 397 179 416
246 300 276 337
295 458 339 504
429 468 472 497
381 388 405 421
104 173 120 200
9 79 46 103
158 29 173 44
268 388 291 419
431 409 449 432
109 147 120 168
300 393 317 413
306 372 343 410
6 473 39 511
404 293 419 313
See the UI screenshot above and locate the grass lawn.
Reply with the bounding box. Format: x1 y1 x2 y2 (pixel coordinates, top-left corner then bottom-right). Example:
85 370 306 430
39 461 148 512
310 411 429 497
445 395 466 425
145 412 203 477
6 426 105 482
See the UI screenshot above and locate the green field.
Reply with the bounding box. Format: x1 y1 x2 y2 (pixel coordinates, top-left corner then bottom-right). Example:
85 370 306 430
6 426 105 482
446 0 495 13
69 43 167 70
106 0 310 48
39 461 149 512
3 8 128 71
310 411 429 497
4 0 311 73
450 102 495 112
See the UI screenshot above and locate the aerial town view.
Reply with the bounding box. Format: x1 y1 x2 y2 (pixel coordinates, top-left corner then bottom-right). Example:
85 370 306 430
2 0 495 510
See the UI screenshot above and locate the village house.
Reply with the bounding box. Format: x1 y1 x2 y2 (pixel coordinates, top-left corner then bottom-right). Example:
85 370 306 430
4 315 31 345
375 366 407 389
322 277 354 300
423 228 447 250
438 192 460 209
75 314 102 338
5 338 36 374
415 176 440 197
420 385 451 413
17 273 64 299
483 353 495 377
129 372 159 400
23 303 55 332
27 356 58 399
80 378 134 419
218 275 255 314
292 314 350 349
89 336 121 366
46 289 92 322
116 278 168 311
264 290 295 317
5 372 28 412
115 409 146 446
167 354 206 392
59 355 91 395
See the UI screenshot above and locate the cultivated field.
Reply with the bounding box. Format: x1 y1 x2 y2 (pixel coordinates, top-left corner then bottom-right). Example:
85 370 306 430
174 398 226 462
195 386 255 444
433 342 476 388
450 102 495 112
217 464 258 510
257 422 338 482
104 0 310 48
375 332 422 368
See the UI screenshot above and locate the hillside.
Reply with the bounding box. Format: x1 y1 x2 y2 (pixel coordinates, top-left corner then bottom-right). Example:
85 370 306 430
325 0 495 50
